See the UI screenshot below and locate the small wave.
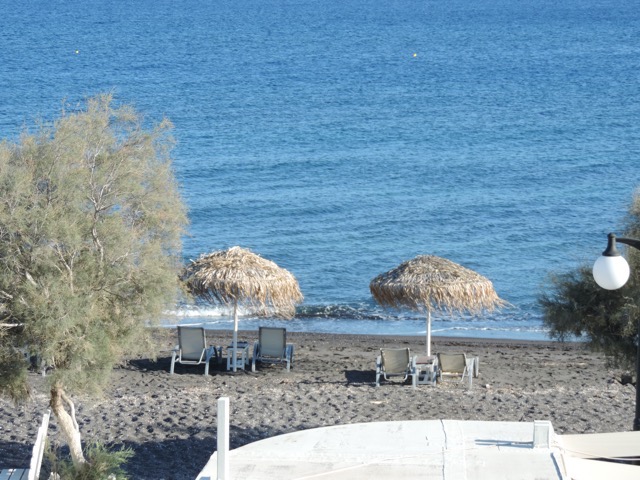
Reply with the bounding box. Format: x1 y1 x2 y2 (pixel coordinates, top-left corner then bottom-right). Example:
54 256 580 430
296 304 387 321
169 302 392 321
167 303 267 318
434 325 548 334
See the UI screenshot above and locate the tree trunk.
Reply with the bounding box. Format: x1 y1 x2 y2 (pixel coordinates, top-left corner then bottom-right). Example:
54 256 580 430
50 384 86 467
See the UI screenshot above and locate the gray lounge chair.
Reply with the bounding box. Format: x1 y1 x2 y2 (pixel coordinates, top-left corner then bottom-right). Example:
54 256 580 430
437 352 477 388
170 326 220 376
375 348 416 387
251 327 294 372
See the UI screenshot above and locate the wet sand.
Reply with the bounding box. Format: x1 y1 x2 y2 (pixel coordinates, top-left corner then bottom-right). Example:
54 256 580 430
0 330 635 479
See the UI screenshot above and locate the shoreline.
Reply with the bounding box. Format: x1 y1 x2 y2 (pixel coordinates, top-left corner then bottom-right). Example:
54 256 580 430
155 325 567 346
145 326 574 351
277 331 569 346
162 316 552 343
0 330 631 480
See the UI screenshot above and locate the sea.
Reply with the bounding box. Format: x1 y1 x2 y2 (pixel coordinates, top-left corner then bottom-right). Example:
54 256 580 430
1 0 639 341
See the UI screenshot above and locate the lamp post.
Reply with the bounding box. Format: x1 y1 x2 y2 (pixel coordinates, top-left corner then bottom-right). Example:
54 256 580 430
592 233 640 431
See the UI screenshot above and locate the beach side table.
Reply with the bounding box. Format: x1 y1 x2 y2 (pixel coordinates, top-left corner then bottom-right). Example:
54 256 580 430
413 355 438 387
226 342 250 371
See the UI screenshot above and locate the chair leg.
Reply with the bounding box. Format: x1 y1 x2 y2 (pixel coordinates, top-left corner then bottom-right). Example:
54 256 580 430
285 344 294 372
464 363 473 389
170 351 176 374
252 343 259 372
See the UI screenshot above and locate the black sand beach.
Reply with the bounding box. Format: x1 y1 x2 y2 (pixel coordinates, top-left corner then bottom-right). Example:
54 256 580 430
1 330 635 479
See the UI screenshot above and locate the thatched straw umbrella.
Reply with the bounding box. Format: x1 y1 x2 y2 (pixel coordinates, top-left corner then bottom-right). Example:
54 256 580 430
183 246 303 371
370 255 505 356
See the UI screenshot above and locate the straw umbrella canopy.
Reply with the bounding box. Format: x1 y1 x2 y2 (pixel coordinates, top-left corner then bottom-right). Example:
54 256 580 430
182 246 303 371
370 255 505 356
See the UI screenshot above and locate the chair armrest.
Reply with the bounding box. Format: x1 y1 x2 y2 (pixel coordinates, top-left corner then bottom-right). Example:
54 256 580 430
285 343 294 363
205 346 217 362
216 346 223 363
466 357 477 376
375 355 382 386
251 340 259 372
171 345 180 361
409 359 418 389
464 358 475 389
170 346 179 374
409 356 418 377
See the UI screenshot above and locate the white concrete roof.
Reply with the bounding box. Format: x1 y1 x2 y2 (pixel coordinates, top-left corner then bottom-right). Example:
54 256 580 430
196 419 567 479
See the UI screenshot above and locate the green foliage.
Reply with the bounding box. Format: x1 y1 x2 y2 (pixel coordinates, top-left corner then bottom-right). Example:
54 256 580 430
540 265 639 368
47 442 134 480
0 344 30 401
0 94 188 399
540 190 640 369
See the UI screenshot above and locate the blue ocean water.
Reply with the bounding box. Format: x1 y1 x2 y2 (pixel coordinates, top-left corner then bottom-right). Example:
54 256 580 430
1 0 639 340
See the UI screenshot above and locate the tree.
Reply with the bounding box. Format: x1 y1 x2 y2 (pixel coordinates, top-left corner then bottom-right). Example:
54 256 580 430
540 190 640 370
0 95 188 468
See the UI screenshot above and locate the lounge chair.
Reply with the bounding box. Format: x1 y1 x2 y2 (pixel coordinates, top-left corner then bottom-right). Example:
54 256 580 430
436 352 476 388
375 348 416 388
170 326 220 376
251 327 294 372
0 409 50 480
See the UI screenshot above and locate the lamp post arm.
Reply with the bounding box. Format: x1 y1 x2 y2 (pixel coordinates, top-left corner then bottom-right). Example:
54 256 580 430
602 233 640 256
615 237 640 252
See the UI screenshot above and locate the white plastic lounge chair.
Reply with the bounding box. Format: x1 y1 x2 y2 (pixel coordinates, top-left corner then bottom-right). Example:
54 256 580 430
0 409 50 480
170 326 220 376
375 348 416 388
251 327 294 372
437 352 476 388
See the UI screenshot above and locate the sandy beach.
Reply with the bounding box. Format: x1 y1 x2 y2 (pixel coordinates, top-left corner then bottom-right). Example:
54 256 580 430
1 330 635 480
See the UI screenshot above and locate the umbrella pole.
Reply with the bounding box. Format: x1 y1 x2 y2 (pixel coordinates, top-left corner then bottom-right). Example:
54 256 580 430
233 301 238 372
426 310 431 357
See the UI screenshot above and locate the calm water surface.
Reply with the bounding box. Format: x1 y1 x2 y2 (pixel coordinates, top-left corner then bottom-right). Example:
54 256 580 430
1 0 639 340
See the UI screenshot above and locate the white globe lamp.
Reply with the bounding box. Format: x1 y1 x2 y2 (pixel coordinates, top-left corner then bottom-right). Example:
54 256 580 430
593 233 631 290
593 254 630 290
